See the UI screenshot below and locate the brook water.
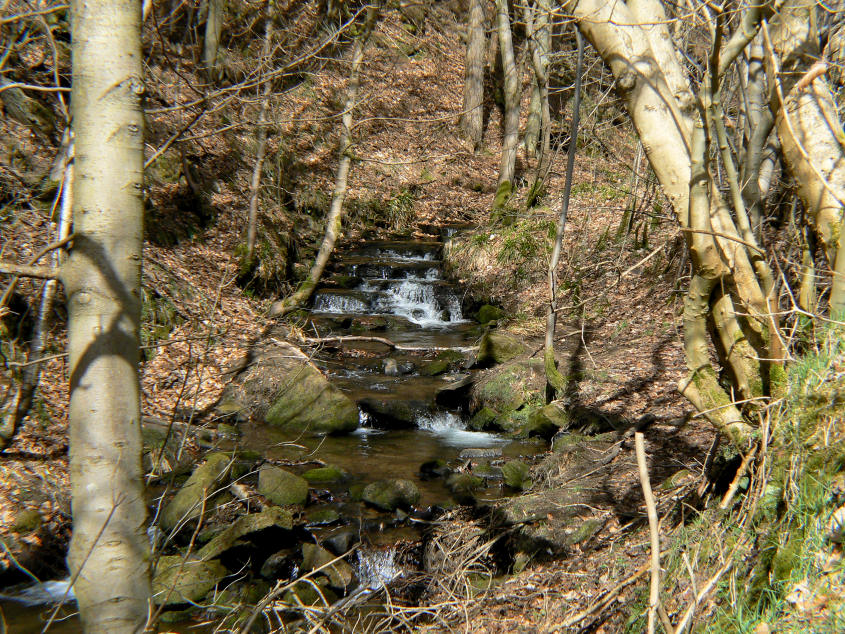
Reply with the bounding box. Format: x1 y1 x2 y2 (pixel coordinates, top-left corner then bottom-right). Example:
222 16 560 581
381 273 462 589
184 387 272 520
1 238 545 628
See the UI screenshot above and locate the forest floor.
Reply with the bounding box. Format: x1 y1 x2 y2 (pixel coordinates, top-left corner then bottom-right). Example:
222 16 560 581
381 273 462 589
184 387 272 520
0 2 793 632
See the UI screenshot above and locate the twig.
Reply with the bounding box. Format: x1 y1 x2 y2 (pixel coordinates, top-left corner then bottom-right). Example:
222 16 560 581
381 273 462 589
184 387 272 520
719 442 758 509
635 431 664 634
674 555 736 633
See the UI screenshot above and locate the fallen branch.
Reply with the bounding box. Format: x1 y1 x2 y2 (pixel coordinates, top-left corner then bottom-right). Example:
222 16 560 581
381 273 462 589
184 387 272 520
0 262 58 280
302 335 477 353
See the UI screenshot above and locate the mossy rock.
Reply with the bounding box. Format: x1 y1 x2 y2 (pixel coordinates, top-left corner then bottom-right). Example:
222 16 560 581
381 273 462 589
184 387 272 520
11 509 42 533
198 507 293 560
258 465 309 506
475 364 537 413
301 543 355 590
477 304 505 325
552 432 589 453
565 518 603 546
468 407 499 431
304 507 341 526
446 473 483 505
502 460 531 490
161 453 232 531
359 397 423 427
420 359 450 376
525 403 570 438
420 459 451 479
362 479 420 511
152 555 227 605
302 465 348 483
477 332 526 366
265 363 358 434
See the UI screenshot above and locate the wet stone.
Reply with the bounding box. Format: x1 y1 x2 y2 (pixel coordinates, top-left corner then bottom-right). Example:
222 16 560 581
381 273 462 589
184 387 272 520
459 447 503 460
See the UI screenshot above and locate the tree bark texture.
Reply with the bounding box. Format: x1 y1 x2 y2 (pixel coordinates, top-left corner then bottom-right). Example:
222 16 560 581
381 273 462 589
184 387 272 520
494 0 519 194
461 0 485 150
66 0 151 629
525 0 552 206
270 3 379 318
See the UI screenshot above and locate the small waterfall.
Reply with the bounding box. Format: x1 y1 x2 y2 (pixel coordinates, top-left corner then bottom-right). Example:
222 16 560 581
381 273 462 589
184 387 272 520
373 280 464 327
417 412 506 448
355 548 401 590
313 293 369 314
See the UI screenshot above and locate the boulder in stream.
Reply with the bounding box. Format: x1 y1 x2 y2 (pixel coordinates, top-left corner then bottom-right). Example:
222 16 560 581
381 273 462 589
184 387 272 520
476 332 526 366
502 460 532 490
152 555 227 605
161 453 232 531
301 543 355 591
362 479 420 511
198 507 293 560
218 340 358 434
302 465 348 484
258 465 309 506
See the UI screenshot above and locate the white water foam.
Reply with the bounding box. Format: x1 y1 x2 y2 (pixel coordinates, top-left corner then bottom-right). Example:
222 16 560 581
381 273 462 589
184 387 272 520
312 294 368 314
356 548 401 590
374 280 464 327
417 412 507 448
0 579 75 606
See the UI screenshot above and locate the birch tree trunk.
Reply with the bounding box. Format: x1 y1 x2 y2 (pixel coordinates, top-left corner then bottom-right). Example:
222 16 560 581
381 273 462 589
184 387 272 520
203 0 224 77
493 0 520 207
461 0 486 150
66 0 151 629
270 3 379 318
562 0 786 447
765 2 845 314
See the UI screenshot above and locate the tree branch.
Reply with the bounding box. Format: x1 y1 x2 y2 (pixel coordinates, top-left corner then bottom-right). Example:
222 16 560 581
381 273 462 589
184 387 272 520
0 262 59 279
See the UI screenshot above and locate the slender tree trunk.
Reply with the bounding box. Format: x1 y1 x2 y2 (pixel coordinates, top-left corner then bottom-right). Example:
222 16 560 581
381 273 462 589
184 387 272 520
0 143 73 450
493 0 520 206
461 0 486 150
270 4 379 318
523 0 550 159
203 0 224 76
525 0 552 207
545 28 583 401
66 0 151 629
246 2 275 264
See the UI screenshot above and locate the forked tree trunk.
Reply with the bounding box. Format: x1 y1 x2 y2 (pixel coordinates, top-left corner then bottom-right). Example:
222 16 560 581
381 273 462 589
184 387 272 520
461 0 486 150
270 4 379 318
0 145 73 450
563 0 786 447
493 0 520 207
65 0 151 629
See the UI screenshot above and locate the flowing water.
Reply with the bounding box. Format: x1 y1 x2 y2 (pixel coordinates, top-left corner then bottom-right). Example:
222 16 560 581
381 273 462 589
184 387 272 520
241 240 544 513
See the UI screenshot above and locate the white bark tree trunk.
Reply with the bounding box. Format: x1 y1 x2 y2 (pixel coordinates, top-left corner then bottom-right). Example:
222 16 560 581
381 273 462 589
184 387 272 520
66 0 151 629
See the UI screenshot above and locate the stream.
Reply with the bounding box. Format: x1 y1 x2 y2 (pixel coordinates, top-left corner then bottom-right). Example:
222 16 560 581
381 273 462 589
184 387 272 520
0 238 546 630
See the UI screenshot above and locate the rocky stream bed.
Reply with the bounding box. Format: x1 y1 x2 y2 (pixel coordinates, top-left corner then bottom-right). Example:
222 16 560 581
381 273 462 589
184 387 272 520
2 237 584 631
